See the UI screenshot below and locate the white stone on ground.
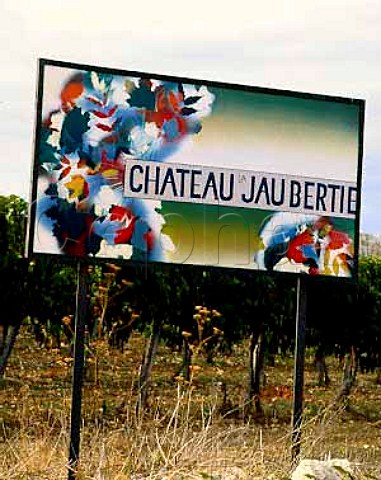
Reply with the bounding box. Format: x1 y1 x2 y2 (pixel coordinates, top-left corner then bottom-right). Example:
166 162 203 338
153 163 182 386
291 458 353 480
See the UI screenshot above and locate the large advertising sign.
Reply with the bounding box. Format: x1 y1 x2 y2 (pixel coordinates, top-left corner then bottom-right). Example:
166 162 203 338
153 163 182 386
28 59 365 277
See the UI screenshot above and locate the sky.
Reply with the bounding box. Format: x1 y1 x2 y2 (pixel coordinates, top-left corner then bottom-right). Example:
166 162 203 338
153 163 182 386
1 0 380 234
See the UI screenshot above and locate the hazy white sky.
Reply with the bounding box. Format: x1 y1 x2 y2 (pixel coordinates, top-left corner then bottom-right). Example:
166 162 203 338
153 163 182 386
1 0 380 233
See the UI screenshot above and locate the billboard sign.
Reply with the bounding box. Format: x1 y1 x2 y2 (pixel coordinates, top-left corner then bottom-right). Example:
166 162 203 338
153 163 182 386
28 59 364 277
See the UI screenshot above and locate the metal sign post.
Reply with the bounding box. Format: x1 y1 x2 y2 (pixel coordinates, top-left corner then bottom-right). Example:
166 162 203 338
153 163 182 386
68 261 89 480
291 275 308 464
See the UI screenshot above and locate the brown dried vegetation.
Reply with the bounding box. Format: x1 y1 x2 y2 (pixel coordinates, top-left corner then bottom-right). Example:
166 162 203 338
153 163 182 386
0 327 380 479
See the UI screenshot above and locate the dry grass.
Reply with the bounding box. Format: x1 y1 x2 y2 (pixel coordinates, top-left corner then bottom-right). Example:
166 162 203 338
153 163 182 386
0 328 380 479
1 403 380 479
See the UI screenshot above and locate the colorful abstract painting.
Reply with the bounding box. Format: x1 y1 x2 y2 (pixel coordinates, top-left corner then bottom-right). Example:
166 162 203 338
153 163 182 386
28 60 364 277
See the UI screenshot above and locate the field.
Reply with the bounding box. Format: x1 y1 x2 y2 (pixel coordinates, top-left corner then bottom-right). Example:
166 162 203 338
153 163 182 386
0 326 380 479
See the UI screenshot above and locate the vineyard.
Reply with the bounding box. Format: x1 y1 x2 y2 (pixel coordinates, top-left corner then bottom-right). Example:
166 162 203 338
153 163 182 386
0 323 380 479
1 194 381 479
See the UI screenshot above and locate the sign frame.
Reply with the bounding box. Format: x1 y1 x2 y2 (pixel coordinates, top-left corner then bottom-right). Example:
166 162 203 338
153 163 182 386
27 58 365 281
